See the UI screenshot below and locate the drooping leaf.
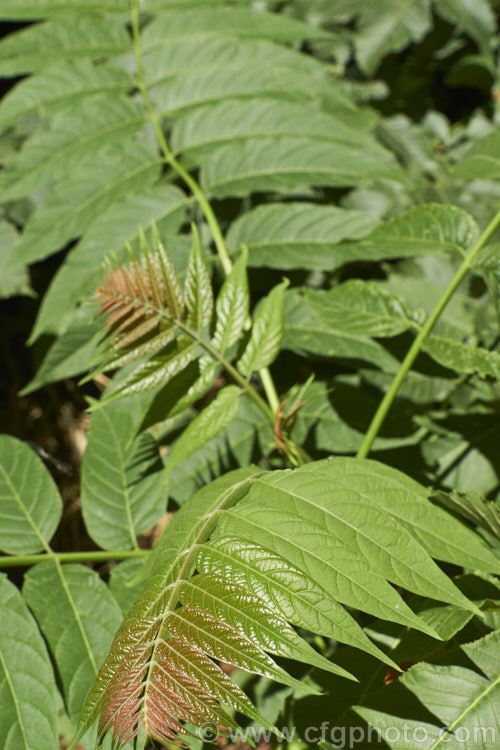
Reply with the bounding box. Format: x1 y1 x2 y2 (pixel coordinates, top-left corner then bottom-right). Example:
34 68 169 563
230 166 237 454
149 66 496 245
81 400 165 550
0 574 58 750
20 310 100 395
237 280 288 376
0 435 62 555
23 562 123 723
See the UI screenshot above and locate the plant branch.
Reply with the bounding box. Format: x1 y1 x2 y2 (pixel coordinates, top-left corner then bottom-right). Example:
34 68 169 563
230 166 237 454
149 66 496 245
357 207 500 459
129 0 281 419
0 549 148 568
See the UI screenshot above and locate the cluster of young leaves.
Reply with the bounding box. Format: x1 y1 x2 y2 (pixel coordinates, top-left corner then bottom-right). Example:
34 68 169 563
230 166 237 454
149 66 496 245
1 0 500 748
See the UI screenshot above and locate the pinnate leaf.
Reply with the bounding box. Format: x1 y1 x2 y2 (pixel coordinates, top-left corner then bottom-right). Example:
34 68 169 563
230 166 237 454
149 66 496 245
77 457 498 747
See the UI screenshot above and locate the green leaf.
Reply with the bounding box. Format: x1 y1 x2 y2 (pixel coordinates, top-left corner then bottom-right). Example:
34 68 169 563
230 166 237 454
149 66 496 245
218 460 482 625
30 188 188 341
0 220 32 299
143 7 333 46
435 0 496 53
111 338 199 399
283 287 403 372
354 0 433 75
0 17 131 77
290 379 424 454
454 131 500 181
21 311 100 395
211 249 249 354
79 456 497 747
324 458 500 575
23 562 123 723
184 224 213 332
81 400 165 550
172 99 377 163
422 334 500 379
0 60 132 136
109 558 147 615
168 395 271 505
202 136 398 197
433 488 500 540
166 385 241 479
356 629 500 748
1 95 144 202
9 142 162 267
0 435 62 555
0 0 127 20
147 37 334 118
226 202 377 270
238 280 288 376
0 574 58 750
336 203 480 263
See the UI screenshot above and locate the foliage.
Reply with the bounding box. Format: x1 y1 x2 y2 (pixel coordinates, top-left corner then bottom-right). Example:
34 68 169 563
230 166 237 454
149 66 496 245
1 1 500 749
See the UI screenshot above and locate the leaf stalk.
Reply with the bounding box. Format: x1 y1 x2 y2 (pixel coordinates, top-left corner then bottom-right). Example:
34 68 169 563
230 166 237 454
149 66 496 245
357 207 500 459
129 0 282 424
0 549 148 568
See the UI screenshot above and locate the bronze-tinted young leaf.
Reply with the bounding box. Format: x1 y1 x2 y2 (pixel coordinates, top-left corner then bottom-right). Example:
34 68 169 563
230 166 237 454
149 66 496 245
75 458 496 749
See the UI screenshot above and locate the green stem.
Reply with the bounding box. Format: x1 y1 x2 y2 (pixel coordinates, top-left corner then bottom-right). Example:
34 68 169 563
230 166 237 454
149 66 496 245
357 207 500 459
173 317 276 424
0 549 148 568
130 0 281 419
